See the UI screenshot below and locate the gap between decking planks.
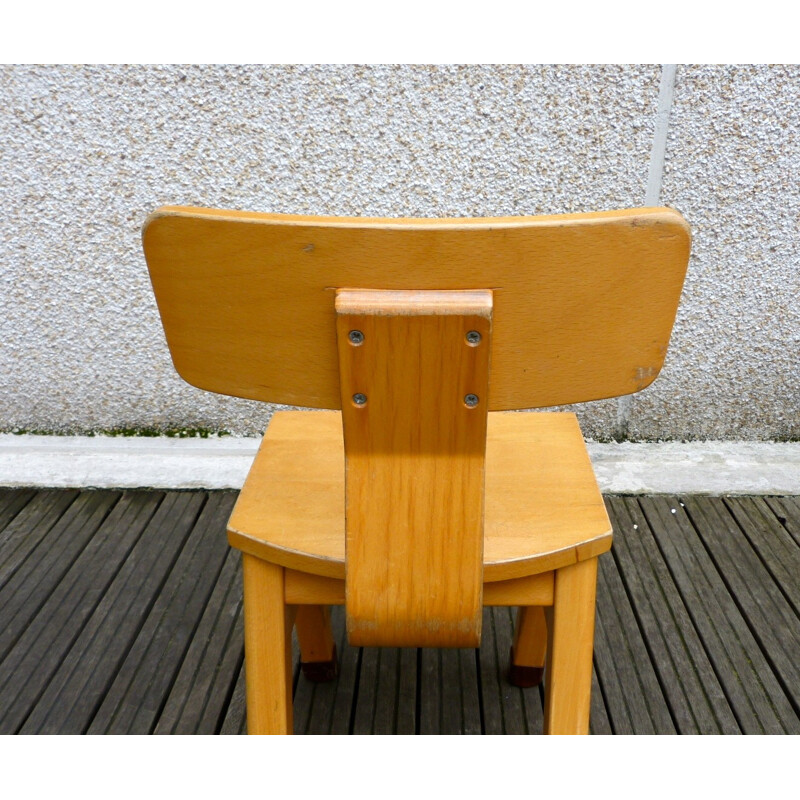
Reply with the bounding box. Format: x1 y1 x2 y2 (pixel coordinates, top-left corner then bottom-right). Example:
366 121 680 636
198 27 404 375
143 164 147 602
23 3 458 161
0 489 798 735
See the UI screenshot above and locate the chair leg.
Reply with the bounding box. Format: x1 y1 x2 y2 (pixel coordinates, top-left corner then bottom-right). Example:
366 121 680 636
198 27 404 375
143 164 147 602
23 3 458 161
242 554 295 735
543 558 598 735
295 605 339 682
509 606 547 687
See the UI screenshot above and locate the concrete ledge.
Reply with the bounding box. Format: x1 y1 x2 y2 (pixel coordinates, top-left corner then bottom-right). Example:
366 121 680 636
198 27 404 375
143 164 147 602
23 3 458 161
0 435 259 491
0 434 798 494
585 441 800 495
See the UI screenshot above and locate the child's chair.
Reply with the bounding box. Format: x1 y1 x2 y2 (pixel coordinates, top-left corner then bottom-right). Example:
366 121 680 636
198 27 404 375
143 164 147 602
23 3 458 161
143 205 690 734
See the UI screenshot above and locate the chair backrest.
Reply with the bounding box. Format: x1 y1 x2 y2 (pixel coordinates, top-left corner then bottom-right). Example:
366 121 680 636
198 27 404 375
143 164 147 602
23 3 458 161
144 206 690 648
143 206 690 410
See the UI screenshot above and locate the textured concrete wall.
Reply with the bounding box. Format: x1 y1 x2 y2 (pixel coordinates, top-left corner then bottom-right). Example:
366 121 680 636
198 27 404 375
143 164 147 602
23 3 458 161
631 65 800 440
0 64 796 440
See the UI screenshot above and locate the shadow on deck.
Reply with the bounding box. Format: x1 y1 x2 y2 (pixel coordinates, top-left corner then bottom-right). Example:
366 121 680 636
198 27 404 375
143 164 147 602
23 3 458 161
0 489 798 734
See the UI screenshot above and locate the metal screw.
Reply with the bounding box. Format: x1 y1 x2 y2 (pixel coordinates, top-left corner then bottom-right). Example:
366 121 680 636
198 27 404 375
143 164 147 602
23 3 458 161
464 394 479 407
466 330 481 345
353 393 367 406
348 330 364 345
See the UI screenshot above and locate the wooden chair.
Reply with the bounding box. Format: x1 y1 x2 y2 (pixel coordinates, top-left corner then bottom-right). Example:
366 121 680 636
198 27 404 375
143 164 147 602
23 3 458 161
143 205 690 735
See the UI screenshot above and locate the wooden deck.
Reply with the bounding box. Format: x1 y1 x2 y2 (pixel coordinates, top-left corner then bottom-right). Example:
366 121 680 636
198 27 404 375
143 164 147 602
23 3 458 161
0 488 798 734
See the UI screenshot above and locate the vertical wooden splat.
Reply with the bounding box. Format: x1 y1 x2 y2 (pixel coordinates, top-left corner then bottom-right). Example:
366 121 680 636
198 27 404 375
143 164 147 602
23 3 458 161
336 289 492 648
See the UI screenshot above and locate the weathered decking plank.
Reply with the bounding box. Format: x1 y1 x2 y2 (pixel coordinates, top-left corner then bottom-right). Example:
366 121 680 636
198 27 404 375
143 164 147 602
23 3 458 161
317 609 358 735
606 497 739 734
0 489 36 535
639 496 799 734
220 662 246 735
589 668 612 735
418 648 444 734
477 607 509 735
353 646 414 734
0 490 78 587
683 497 800 717
20 492 207 733
0 489 797 735
725 497 800 618
765 496 800 548
155 547 245 734
487 607 530 735
0 491 119 680
0 491 162 733
87 493 235 734
593 548 676 734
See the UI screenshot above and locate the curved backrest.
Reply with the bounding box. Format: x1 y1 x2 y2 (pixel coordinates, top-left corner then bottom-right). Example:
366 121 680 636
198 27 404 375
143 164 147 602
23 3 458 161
143 206 691 411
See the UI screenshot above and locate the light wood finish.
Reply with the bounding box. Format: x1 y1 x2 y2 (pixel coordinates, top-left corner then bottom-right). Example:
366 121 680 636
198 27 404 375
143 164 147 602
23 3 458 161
335 288 494 317
294 605 336 665
145 204 691 736
512 606 548 669
228 410 612 581
482 574 553 606
285 570 346 605
241 555 294 734
336 289 491 648
284 569 554 607
543 558 599 734
143 205 690 410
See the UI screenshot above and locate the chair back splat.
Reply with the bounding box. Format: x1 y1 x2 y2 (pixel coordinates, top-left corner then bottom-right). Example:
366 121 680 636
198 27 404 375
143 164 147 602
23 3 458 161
336 289 492 647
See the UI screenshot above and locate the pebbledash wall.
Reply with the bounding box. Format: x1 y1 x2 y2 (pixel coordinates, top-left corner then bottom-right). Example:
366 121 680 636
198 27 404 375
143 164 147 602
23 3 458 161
0 64 797 442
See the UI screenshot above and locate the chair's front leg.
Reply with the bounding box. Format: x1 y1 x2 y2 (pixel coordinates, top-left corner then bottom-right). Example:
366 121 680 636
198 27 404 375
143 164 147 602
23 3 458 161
543 558 598 735
509 605 548 687
242 554 295 734
295 605 338 681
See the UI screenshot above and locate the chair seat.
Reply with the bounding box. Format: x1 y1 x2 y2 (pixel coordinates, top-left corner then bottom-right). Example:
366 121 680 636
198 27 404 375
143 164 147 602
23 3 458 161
228 410 611 582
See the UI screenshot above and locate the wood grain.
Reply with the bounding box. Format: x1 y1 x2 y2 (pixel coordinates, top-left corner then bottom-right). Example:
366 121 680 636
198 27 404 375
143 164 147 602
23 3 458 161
336 289 491 647
605 497 738 733
543 558 598 734
640 496 796 733
143 205 690 410
242 556 294 735
283 568 553 606
17 493 206 734
228 410 612 580
142 203 693 735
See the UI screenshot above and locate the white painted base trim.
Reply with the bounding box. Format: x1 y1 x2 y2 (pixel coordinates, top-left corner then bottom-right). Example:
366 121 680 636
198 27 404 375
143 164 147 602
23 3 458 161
0 434 798 494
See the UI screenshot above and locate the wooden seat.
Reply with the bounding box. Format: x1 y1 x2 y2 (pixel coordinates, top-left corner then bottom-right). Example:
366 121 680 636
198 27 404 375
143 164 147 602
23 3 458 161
228 410 612 581
143 205 690 735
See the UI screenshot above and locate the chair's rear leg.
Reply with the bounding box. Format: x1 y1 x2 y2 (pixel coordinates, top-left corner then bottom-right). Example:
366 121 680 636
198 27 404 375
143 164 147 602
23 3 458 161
543 558 598 735
242 554 295 734
509 606 547 687
295 605 339 682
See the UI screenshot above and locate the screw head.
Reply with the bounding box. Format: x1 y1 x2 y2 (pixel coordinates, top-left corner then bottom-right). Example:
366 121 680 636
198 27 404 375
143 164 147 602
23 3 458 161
464 394 479 408
348 330 364 345
352 393 367 406
466 330 482 345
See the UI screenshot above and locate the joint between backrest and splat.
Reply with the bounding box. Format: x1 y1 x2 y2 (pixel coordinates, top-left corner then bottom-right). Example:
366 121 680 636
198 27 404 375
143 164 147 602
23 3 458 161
335 289 493 648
